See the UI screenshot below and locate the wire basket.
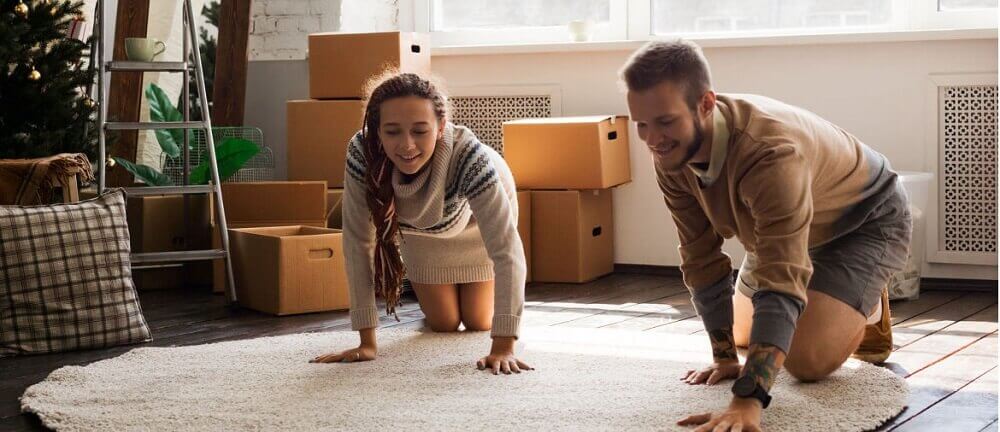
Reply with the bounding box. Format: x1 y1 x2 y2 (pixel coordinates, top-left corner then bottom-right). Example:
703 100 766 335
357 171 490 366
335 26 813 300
162 127 275 184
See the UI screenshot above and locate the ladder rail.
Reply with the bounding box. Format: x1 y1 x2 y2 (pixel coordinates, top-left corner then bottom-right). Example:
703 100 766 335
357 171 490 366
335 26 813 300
96 0 107 194
184 0 238 305
92 0 238 305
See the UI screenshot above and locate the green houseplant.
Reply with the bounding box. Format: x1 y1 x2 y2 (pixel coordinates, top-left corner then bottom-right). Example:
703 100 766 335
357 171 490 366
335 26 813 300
113 83 258 186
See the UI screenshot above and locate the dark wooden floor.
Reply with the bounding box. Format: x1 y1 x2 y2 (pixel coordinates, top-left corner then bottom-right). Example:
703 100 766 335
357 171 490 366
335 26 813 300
1 273 996 431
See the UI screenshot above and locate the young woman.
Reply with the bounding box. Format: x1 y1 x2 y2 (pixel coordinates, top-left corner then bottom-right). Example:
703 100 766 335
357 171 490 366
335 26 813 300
310 72 531 375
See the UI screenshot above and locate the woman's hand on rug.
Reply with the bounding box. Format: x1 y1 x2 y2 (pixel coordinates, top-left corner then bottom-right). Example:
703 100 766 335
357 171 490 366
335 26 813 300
477 336 533 375
682 359 741 385
677 397 763 432
309 346 377 364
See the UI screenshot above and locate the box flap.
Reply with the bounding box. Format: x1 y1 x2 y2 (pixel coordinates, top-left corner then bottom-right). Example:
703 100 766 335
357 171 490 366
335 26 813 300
505 115 622 125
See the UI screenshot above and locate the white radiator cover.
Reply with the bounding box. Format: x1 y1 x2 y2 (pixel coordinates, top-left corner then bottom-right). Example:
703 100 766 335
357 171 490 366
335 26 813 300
926 74 998 266
447 85 562 155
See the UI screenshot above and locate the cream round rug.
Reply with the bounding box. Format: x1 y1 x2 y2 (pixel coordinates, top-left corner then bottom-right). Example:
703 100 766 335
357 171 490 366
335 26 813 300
22 327 907 431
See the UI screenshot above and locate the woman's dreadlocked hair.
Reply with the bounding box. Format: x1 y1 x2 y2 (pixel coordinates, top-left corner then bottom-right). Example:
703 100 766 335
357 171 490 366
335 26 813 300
360 71 449 318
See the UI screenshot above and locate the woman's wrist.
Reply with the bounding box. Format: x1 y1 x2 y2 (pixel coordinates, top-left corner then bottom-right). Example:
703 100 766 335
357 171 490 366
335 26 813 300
359 327 377 349
491 336 516 354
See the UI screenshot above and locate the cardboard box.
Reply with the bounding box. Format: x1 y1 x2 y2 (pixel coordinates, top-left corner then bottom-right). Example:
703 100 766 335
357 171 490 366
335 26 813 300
531 190 614 283
327 188 344 229
287 99 365 188
212 182 329 293
503 116 632 189
126 195 212 290
229 226 350 315
308 31 431 99
517 191 532 283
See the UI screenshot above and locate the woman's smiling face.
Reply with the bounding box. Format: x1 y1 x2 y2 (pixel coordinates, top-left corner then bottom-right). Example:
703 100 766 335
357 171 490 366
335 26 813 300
378 95 444 175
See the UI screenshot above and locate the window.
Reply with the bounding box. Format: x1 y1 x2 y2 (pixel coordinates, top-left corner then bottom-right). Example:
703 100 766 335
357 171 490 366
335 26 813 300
434 0 610 30
651 0 895 35
411 0 627 45
404 0 998 47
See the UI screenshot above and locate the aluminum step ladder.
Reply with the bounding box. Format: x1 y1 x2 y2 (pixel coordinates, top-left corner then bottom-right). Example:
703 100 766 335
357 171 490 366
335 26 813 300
93 0 238 304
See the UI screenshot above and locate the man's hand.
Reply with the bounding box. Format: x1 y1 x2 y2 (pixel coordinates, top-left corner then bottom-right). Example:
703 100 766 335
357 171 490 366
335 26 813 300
677 397 763 432
682 359 741 385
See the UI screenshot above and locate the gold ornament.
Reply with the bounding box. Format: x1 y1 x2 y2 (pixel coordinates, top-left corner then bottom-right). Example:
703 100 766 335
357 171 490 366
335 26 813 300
106 158 116 167
28 68 41 81
14 1 28 18
82 97 95 108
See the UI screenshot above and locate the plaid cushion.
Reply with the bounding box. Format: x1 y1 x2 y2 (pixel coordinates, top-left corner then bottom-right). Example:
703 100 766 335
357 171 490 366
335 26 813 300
0 188 151 356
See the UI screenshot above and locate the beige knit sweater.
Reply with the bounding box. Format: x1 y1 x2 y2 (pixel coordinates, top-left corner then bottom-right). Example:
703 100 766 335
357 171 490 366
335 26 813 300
342 123 527 338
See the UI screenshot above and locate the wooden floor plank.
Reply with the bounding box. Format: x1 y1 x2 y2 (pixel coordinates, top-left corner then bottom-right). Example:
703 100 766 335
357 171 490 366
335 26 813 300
890 291 965 326
893 366 998 432
883 333 998 430
979 418 998 432
550 282 688 328
890 293 996 350
886 304 998 377
601 291 698 331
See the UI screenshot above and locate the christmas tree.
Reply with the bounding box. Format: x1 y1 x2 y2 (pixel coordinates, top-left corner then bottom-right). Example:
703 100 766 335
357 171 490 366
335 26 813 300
0 0 96 160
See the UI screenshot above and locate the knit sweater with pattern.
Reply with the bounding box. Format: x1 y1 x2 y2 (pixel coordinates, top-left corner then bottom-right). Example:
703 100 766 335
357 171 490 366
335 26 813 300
342 122 527 338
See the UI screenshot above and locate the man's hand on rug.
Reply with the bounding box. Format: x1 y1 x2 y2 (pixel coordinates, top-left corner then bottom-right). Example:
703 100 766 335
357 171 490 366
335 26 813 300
477 336 533 375
309 346 377 364
677 397 763 432
682 360 741 385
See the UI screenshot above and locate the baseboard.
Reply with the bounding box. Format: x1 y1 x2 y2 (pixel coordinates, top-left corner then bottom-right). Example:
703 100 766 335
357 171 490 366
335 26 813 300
920 278 998 292
613 264 998 293
613 264 682 277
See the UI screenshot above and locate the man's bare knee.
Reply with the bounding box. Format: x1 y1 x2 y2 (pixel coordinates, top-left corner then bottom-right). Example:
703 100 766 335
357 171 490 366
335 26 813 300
784 351 843 382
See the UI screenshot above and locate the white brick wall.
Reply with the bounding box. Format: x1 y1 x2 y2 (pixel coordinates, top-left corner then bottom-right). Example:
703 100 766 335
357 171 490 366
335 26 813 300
249 0 399 61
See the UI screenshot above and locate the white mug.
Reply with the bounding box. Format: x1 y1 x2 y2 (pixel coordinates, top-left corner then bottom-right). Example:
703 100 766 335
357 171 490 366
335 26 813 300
568 20 594 42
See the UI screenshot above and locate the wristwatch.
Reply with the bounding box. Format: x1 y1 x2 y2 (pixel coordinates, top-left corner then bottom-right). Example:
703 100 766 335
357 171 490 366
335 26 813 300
732 375 772 409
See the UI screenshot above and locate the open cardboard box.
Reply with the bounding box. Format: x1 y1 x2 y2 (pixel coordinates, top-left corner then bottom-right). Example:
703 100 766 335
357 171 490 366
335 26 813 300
229 226 349 315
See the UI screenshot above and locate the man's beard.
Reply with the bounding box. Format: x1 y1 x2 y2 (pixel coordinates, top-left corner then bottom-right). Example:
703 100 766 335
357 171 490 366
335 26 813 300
661 117 705 173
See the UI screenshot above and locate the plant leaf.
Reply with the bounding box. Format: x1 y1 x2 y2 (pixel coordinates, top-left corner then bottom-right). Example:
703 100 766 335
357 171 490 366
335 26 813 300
113 157 174 186
189 138 259 185
145 83 183 158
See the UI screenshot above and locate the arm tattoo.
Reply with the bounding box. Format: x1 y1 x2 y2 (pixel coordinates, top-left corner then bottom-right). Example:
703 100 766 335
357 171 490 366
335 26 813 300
708 327 738 362
741 344 781 391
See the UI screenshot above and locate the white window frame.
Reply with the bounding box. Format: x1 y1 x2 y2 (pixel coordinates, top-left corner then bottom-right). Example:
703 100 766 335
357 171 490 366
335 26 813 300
910 0 999 30
403 0 997 48
405 0 628 46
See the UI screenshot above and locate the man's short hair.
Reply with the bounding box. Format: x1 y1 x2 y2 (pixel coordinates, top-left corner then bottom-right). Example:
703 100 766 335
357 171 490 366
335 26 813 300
619 39 713 110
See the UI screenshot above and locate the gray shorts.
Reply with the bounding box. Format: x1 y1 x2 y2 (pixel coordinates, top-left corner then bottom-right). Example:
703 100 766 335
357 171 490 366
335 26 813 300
737 181 913 317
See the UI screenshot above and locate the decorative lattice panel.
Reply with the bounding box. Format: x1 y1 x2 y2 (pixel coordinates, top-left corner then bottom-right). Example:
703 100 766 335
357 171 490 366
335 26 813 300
940 84 998 254
450 95 553 155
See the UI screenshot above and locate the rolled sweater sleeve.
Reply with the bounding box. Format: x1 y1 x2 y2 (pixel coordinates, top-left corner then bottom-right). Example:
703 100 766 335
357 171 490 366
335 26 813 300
738 144 812 352
463 148 527 338
657 169 734 332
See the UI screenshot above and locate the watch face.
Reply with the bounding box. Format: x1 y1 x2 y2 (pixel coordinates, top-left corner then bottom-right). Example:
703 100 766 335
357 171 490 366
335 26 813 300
733 376 756 396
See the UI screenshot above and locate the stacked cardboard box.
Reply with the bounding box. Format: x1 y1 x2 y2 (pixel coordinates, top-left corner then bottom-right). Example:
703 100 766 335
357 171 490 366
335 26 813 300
126 195 212 290
288 31 431 220
503 116 631 283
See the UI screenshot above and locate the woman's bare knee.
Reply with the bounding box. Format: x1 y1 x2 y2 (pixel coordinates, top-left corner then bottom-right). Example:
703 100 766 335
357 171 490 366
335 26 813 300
425 314 461 332
462 316 492 332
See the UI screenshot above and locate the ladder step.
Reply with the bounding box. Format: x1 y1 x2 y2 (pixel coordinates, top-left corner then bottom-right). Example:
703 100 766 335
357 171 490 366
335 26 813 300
131 249 227 264
106 121 204 131
125 185 215 196
106 61 189 72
